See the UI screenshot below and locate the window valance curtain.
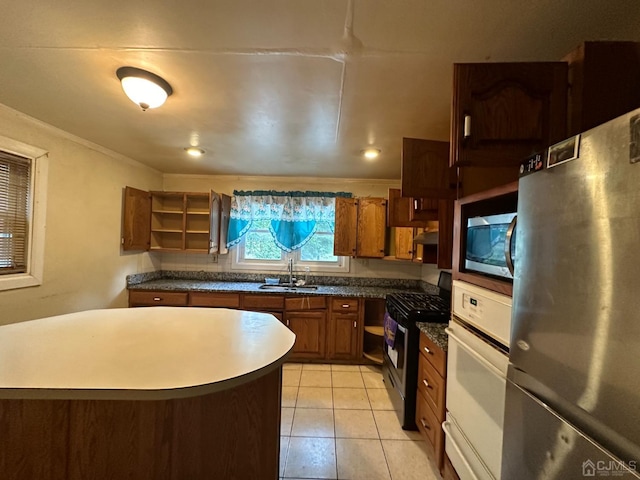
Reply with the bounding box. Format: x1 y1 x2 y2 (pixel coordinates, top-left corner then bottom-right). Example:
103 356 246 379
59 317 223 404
226 190 352 252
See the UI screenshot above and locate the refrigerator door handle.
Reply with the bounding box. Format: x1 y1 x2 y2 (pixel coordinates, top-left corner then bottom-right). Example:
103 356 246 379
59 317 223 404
446 327 505 379
504 215 517 276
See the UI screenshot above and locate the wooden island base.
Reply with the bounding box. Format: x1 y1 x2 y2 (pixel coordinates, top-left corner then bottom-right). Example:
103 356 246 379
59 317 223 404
0 368 282 480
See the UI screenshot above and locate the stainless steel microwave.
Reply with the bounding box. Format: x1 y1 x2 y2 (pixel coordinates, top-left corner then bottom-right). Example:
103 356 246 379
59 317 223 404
465 212 516 280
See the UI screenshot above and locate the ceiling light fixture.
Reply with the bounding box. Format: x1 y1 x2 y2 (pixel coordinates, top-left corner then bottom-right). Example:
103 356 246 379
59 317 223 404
362 148 381 160
116 66 173 111
185 147 205 158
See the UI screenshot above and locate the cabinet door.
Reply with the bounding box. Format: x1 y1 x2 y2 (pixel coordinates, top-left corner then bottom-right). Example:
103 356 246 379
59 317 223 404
285 311 326 359
219 194 231 255
356 198 386 258
387 189 433 227
564 41 640 136
450 62 568 168
401 139 455 199
394 227 415 260
328 313 359 360
333 197 357 256
122 187 151 251
209 191 221 253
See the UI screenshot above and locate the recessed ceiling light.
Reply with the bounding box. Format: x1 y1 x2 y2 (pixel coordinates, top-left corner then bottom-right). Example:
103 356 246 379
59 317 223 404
362 148 381 160
116 66 173 111
185 147 205 158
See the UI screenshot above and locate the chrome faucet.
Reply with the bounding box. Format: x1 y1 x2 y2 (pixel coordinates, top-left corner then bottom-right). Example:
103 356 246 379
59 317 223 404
288 258 294 286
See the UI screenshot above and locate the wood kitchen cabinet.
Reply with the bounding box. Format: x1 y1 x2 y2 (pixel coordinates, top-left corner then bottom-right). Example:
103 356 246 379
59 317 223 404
362 298 385 365
122 187 230 254
284 297 327 360
333 197 386 258
401 138 456 200
128 290 188 307
416 330 447 474
564 41 640 136
388 188 436 227
450 62 567 197
189 292 241 308
327 298 362 360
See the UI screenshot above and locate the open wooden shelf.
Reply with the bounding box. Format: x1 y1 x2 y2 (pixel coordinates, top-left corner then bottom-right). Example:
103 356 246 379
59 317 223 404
364 325 384 337
363 351 383 365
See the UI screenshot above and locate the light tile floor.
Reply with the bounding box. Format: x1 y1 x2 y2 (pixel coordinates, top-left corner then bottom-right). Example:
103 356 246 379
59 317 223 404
280 363 441 480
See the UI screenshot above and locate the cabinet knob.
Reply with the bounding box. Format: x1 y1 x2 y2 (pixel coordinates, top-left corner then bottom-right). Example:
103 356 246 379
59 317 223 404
153 297 161 301
424 346 431 355
414 199 418 210
342 304 350 308
423 379 430 389
353 321 357 328
420 418 430 430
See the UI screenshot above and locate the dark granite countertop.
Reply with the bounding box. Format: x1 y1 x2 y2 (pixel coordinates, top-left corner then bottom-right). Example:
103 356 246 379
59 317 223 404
128 278 423 299
416 321 449 352
126 271 441 299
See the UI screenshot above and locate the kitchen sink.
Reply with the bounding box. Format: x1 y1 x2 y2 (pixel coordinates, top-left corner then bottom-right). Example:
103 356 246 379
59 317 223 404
258 284 318 291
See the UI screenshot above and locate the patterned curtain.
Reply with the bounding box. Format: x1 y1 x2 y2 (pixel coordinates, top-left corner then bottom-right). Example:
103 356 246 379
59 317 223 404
226 190 352 252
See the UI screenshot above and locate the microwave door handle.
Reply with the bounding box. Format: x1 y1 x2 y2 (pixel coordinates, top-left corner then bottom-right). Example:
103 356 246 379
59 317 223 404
504 215 517 276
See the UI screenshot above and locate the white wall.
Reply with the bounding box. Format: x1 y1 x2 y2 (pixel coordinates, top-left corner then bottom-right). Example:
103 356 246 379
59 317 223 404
161 174 426 279
0 105 163 325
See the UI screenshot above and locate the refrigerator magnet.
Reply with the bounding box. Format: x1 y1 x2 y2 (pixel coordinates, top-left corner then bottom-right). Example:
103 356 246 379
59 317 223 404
547 134 580 168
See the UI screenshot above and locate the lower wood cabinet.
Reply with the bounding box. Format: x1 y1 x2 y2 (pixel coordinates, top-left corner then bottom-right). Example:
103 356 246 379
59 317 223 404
284 310 327 360
128 290 375 363
189 292 240 308
327 298 362 361
416 330 447 474
128 291 188 307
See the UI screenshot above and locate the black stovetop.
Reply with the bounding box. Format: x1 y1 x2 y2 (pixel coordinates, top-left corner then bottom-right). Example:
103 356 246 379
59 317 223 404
385 272 451 326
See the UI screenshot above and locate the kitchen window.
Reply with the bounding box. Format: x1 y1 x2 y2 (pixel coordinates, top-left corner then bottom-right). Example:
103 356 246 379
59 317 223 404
0 136 48 291
228 190 350 273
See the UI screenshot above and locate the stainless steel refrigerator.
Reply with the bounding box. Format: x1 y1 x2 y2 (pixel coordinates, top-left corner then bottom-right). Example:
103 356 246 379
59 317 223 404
502 108 640 479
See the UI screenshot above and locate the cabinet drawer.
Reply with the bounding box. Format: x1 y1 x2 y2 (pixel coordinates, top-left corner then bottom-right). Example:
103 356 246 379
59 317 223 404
415 389 440 451
284 296 326 311
331 298 359 312
418 353 445 420
189 292 241 308
420 331 446 377
242 294 284 310
129 291 188 307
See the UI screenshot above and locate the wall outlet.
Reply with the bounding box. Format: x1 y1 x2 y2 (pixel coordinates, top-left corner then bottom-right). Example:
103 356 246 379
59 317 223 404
210 254 218 263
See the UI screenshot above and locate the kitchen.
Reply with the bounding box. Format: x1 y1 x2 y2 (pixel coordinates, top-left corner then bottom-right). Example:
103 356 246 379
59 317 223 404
1 1 640 479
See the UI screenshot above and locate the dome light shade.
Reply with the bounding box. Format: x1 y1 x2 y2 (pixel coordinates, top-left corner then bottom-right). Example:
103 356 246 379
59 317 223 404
116 67 173 111
185 147 205 157
362 148 381 160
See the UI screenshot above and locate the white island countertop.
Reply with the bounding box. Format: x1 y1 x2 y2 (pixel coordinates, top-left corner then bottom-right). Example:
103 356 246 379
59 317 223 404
0 307 295 400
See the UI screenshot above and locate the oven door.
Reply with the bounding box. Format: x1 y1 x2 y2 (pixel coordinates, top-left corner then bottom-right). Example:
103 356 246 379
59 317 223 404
444 318 508 480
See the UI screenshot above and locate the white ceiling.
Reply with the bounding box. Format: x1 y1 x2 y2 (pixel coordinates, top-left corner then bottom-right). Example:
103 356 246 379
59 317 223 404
1 0 639 179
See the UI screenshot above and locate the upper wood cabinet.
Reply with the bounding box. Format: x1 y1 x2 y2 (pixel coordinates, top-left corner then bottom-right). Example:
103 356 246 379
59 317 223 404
387 188 436 227
122 187 151 251
564 41 640 136
334 197 386 258
122 187 230 254
450 62 568 169
401 138 455 199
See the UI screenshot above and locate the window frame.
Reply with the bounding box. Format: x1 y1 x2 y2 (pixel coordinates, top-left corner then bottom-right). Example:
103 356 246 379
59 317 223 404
0 135 48 291
231 221 350 273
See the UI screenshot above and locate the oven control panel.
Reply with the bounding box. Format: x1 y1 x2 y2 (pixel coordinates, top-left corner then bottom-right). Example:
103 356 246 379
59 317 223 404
452 280 512 348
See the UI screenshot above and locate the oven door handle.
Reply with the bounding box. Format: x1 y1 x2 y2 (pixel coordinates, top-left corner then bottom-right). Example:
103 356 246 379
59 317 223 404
445 327 505 379
442 421 484 480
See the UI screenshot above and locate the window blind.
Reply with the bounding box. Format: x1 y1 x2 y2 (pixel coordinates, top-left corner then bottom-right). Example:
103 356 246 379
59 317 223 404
0 151 31 275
